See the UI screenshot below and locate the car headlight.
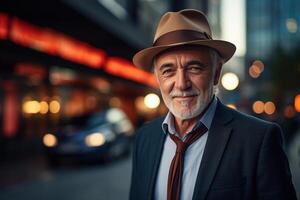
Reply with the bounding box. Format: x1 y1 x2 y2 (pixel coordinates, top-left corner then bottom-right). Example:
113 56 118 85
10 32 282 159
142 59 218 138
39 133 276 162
85 132 105 147
43 133 57 147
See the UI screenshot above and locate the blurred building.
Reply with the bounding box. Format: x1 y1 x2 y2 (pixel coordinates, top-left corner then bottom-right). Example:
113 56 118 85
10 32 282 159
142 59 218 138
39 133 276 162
245 0 300 138
0 0 145 157
245 0 300 98
0 0 215 158
247 0 300 60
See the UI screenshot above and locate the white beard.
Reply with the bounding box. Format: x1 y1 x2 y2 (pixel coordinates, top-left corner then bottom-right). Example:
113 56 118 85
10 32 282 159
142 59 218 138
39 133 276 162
161 85 215 120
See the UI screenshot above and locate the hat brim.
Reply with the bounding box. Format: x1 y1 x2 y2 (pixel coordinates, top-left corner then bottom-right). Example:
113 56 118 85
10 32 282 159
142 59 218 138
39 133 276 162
133 40 236 71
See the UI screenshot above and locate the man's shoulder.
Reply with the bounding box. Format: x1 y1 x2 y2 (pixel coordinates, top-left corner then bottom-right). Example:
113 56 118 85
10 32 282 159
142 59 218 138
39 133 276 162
141 117 165 129
221 103 281 132
231 107 271 124
135 117 165 138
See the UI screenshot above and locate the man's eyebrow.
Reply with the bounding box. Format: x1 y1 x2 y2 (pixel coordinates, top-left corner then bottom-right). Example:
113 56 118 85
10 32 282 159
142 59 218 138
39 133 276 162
185 60 207 67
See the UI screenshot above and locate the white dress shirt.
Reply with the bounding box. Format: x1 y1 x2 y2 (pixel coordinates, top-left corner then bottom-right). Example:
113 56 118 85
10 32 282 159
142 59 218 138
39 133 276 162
154 97 218 200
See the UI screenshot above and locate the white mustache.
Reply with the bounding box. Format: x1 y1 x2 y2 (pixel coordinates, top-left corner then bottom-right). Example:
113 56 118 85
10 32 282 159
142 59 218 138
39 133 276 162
170 90 199 98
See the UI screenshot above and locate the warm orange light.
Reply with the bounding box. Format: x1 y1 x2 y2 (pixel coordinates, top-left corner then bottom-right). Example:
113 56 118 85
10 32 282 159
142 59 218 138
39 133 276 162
252 64 261 74
249 66 260 78
39 101 49 114
249 60 265 78
23 100 41 114
10 17 106 68
58 35 106 68
6 15 164 87
49 100 60 113
104 57 158 88
0 12 9 40
253 60 264 73
295 94 300 112
264 101 276 115
43 133 57 147
253 101 264 114
226 104 237 110
15 63 47 80
284 105 296 118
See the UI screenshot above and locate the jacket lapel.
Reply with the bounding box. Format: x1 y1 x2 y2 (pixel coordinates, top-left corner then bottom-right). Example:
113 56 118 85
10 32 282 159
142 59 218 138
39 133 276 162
147 121 167 200
192 101 233 200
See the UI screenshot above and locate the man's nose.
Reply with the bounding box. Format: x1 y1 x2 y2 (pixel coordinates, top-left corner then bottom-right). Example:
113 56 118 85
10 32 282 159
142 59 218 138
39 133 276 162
175 69 191 91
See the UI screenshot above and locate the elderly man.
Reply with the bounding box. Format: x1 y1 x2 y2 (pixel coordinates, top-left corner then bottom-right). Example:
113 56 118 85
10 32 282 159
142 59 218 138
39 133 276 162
130 9 297 200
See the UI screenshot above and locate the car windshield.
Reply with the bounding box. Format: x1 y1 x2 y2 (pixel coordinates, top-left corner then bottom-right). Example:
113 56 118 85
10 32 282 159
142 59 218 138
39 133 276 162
60 111 107 128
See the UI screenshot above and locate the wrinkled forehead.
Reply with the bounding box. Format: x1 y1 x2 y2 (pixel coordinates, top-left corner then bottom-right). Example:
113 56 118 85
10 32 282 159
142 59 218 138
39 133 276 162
153 45 213 67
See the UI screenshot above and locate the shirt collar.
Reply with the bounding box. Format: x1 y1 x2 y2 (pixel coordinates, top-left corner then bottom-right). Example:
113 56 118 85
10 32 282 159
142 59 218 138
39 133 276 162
162 96 218 136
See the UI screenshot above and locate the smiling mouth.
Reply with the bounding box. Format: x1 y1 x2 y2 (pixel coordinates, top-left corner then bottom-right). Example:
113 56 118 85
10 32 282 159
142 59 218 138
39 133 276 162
173 95 197 100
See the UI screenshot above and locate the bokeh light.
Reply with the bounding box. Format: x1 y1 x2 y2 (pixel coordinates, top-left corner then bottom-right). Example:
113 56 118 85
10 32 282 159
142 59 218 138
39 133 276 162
226 104 237 110
286 18 298 33
144 93 160 109
23 100 40 114
49 100 60 113
249 60 264 78
295 94 300 112
43 133 57 147
253 101 264 114
85 133 105 147
264 101 276 115
39 101 49 114
221 72 239 90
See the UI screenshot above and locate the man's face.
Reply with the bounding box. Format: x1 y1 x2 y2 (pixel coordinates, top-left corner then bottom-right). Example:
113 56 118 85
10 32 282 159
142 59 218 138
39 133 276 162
154 46 222 120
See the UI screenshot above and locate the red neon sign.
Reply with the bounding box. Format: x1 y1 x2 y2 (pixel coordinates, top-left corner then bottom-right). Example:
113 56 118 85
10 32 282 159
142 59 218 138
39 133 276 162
2 81 19 138
15 63 48 80
104 57 158 88
0 12 157 88
10 17 106 69
0 13 9 39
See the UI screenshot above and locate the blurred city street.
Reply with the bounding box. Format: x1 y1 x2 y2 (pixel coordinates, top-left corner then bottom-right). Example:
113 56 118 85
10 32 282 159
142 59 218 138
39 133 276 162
0 0 300 199
0 140 300 200
0 155 132 200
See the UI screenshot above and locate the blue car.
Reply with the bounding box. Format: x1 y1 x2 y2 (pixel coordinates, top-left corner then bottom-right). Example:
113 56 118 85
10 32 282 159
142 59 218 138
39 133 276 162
43 108 134 165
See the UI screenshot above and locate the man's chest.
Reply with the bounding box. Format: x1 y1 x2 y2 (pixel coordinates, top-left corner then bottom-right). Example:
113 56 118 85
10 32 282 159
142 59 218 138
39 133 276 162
154 133 208 200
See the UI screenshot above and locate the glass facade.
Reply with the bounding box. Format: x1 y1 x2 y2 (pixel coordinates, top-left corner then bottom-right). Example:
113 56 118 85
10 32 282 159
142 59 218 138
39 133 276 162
247 0 300 61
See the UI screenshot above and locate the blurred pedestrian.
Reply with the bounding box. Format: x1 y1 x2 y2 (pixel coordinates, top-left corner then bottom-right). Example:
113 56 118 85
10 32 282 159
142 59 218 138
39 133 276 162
130 9 297 200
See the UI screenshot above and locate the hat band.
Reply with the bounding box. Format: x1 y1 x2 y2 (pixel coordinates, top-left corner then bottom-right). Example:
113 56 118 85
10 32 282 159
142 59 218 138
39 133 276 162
153 30 212 47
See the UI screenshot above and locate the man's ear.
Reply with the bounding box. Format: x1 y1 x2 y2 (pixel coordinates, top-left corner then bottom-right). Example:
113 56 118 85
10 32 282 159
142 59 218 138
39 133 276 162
213 62 223 85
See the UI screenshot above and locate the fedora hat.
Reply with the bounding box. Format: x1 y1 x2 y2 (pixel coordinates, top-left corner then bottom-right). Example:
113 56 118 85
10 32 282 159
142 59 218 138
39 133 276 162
133 9 236 71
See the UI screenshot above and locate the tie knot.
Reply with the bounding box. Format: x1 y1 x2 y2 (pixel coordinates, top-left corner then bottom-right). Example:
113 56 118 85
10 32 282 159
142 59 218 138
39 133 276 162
169 134 186 153
169 122 208 153
176 140 186 153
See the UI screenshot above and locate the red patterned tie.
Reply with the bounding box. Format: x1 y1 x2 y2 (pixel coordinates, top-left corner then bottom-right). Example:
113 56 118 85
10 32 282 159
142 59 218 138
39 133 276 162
167 123 208 200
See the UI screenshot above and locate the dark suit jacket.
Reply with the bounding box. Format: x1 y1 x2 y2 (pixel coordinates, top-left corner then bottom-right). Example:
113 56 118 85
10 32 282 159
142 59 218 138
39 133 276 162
129 101 297 200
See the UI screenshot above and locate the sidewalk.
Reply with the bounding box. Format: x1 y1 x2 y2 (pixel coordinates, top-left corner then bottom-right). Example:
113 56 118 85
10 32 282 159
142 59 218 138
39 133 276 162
0 154 49 188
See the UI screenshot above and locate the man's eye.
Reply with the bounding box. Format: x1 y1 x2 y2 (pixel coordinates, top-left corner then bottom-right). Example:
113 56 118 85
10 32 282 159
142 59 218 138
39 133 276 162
188 66 203 72
162 69 174 75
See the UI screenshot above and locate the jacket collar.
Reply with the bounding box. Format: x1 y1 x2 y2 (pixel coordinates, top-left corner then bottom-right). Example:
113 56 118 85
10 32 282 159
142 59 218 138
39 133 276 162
192 99 234 200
